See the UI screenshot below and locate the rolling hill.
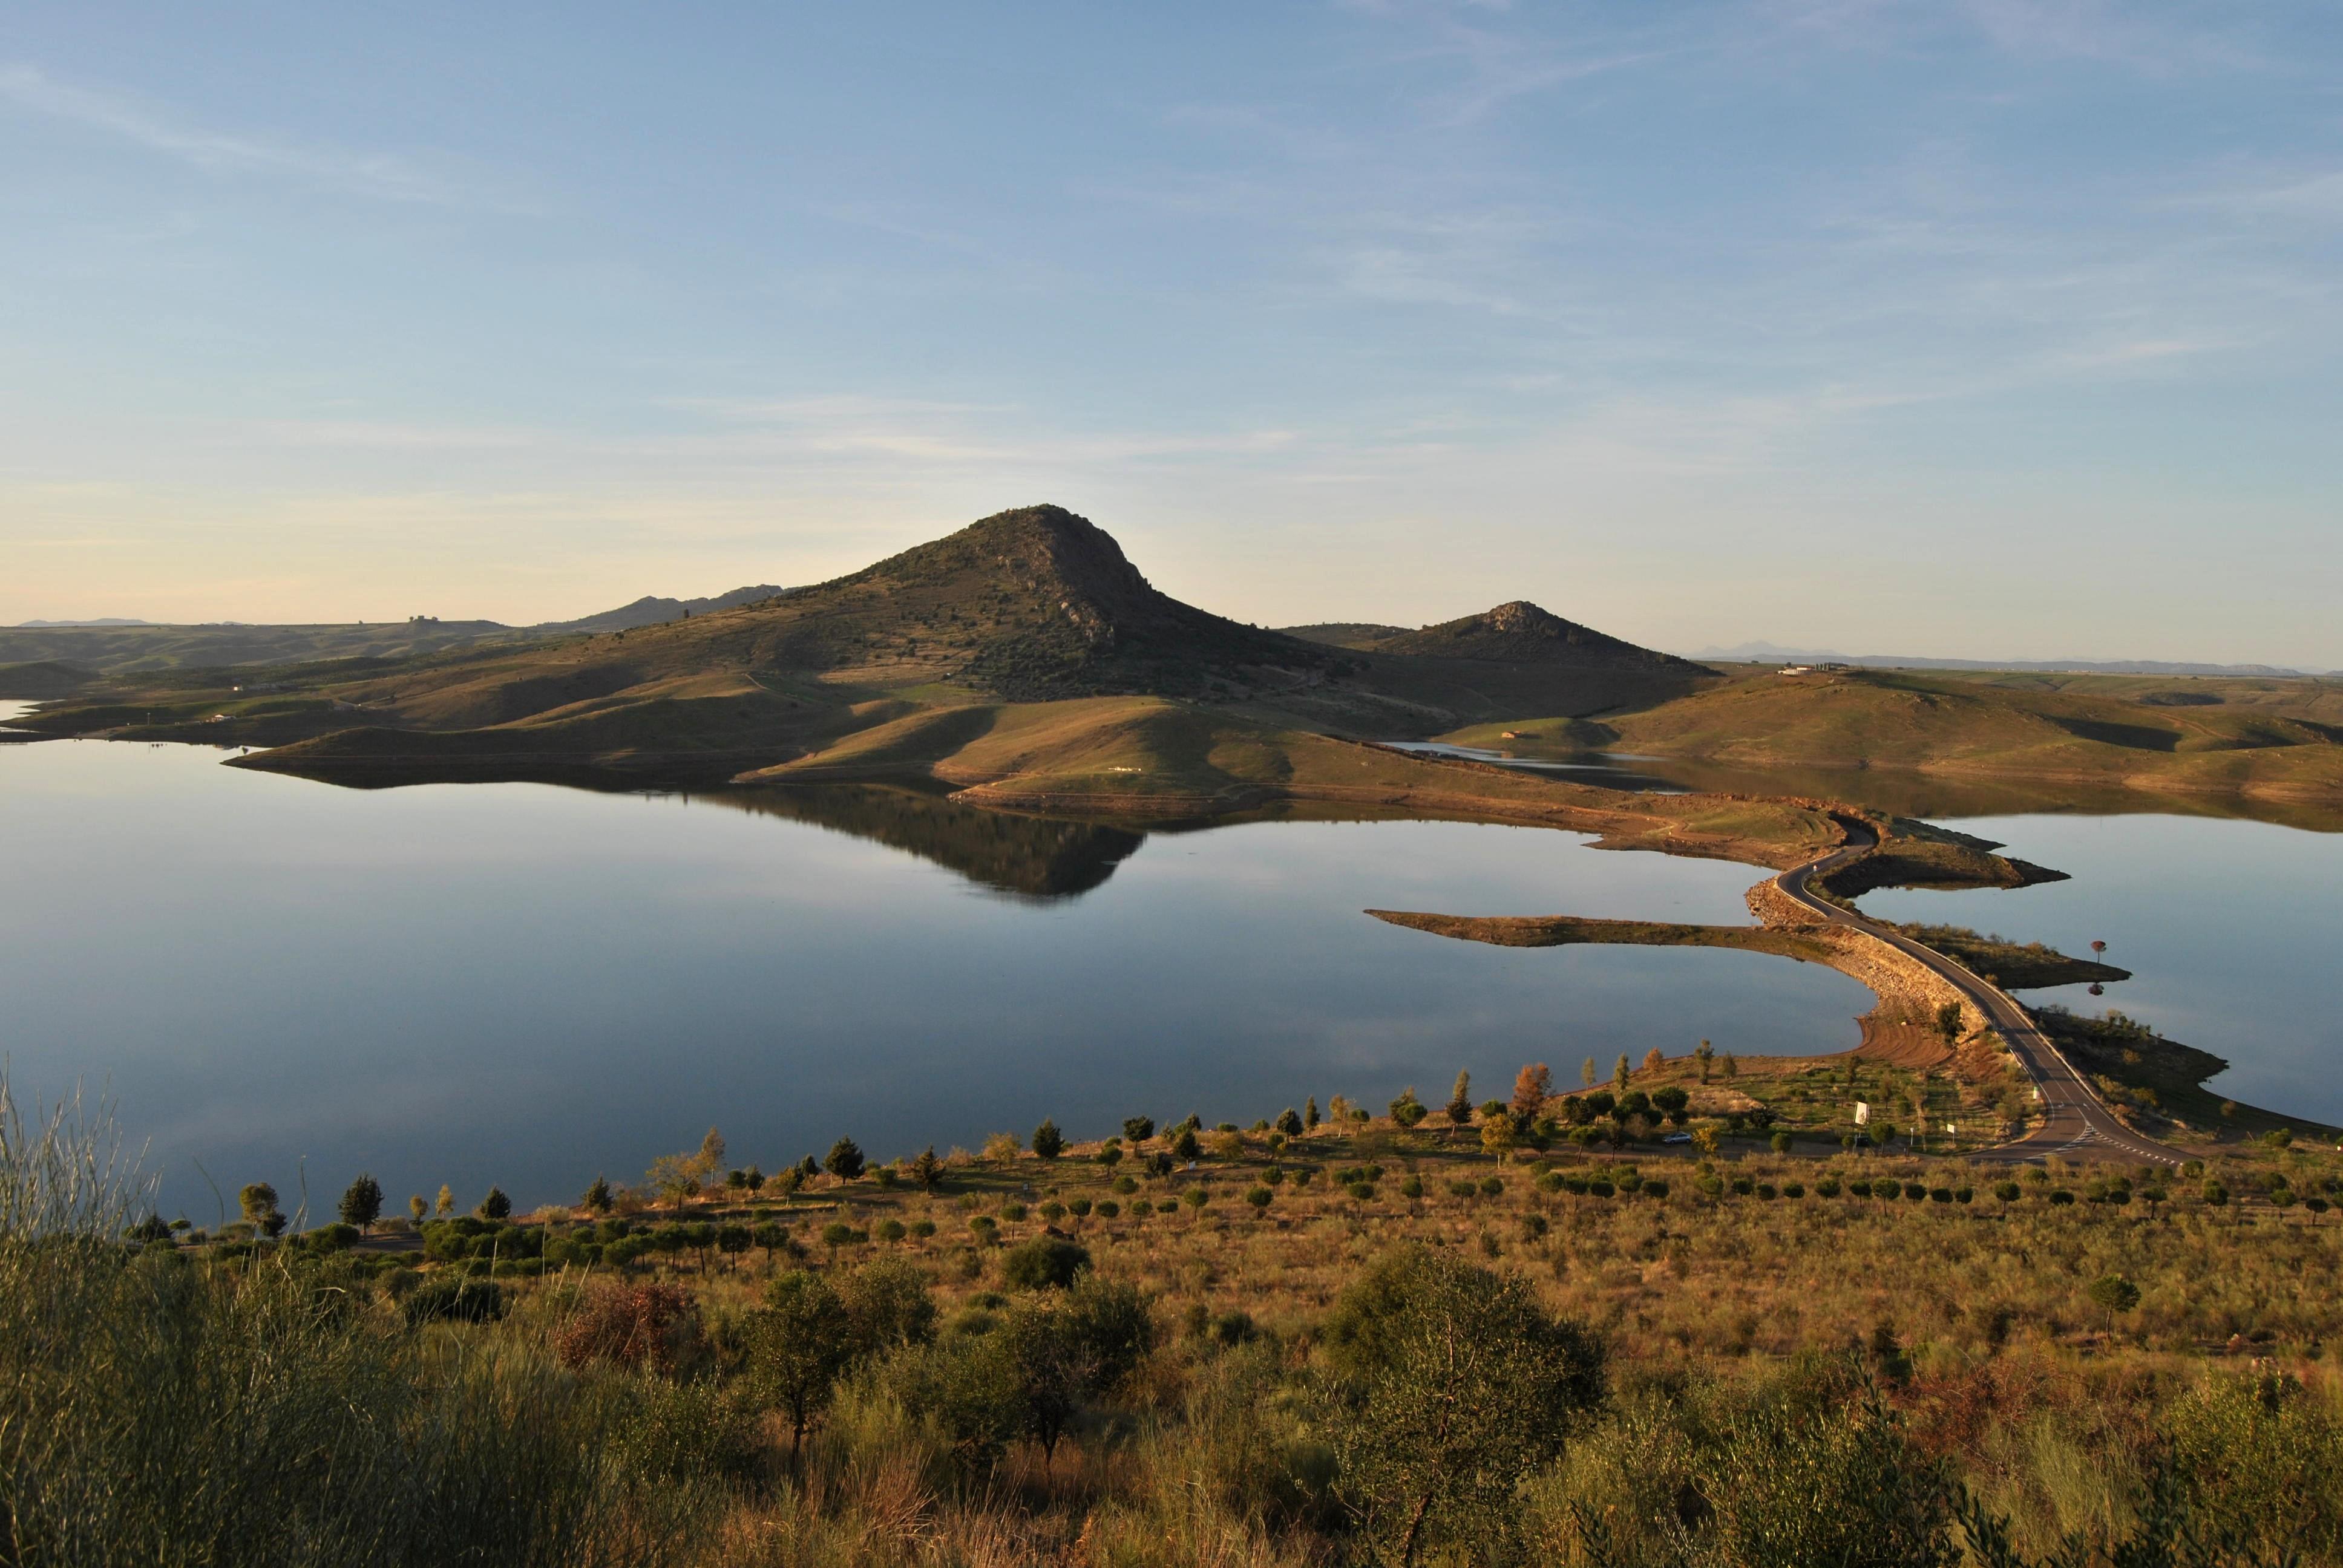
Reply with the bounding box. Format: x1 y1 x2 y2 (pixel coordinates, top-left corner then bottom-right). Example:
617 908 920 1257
1437 664 2343 814
14 506 1708 786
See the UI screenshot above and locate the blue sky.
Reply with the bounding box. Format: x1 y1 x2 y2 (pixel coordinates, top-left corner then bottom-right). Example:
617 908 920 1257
4 2 2338 664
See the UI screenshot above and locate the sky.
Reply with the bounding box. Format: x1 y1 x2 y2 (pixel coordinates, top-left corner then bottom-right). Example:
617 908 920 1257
2 2 2339 665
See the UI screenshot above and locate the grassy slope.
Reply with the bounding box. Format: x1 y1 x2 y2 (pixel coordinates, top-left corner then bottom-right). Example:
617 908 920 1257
1441 667 2343 807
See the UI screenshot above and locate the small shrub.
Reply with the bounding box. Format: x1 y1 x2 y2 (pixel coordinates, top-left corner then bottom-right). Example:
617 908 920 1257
402 1278 507 1328
1001 1236 1091 1290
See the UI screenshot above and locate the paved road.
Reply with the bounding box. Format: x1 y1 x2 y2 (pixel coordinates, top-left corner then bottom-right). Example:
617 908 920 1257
1776 818 2185 1169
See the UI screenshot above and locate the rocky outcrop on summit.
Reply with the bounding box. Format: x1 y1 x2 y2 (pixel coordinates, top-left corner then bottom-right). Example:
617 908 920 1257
833 505 1335 701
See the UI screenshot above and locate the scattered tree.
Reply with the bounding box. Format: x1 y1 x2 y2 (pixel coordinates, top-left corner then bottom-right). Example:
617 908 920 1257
338 1173 382 1232
824 1137 866 1181
1696 1039 1715 1083
1389 1087 1429 1127
478 1187 511 1221
911 1146 945 1191
1122 1116 1156 1145
238 1182 278 1229
1305 1098 1321 1131
580 1174 613 1214
408 1194 427 1224
747 1271 856 1456
645 1151 705 1210
984 1131 1023 1167
1277 1106 1304 1137
2088 1273 2142 1334
434 1184 454 1218
1322 1247 1604 1567
1031 1119 1064 1161
1510 1063 1552 1120
1613 1054 1632 1093
1722 1053 1739 1083
994 1276 1155 1466
1444 1071 1474 1127
837 1259 938 1356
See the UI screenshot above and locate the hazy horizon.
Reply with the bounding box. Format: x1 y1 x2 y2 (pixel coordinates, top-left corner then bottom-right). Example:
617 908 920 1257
5 4 2339 666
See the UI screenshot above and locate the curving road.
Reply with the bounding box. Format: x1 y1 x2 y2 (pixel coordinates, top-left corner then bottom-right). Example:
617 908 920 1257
1776 820 2184 1168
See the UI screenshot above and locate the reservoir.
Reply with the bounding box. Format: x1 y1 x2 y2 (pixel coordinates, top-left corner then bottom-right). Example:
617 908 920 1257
1 714 1871 1217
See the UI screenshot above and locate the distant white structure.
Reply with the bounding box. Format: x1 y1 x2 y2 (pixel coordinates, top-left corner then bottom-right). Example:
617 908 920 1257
1777 664 1814 676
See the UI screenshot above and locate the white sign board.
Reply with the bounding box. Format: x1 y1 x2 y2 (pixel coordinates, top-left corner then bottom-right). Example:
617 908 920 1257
1853 1101 1870 1125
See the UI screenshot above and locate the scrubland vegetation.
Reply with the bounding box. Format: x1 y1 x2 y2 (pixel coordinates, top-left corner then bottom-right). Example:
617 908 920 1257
10 1071 2342 1568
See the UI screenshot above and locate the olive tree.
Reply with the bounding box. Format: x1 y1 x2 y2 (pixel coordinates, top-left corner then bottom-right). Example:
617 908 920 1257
1320 1246 1604 1566
746 1271 856 1456
2087 1272 2142 1334
237 1182 279 1231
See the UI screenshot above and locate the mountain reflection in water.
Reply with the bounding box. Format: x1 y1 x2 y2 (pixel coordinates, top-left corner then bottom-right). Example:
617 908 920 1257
687 784 1146 900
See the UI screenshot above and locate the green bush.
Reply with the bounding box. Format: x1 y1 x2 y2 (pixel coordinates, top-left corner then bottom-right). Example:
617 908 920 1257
403 1278 508 1328
1002 1236 1091 1291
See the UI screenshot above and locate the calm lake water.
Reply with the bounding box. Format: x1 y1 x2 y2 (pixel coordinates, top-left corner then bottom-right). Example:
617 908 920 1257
1857 814 2343 1129
1398 742 2343 1129
0 719 1874 1218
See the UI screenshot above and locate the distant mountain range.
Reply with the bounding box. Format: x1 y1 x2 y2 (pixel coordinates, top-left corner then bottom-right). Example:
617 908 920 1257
1686 642 2331 679
0 586 788 687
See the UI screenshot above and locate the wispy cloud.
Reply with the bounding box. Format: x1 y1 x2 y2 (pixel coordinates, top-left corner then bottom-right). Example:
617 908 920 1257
0 63 479 205
1766 0 2271 74
2199 168 2343 220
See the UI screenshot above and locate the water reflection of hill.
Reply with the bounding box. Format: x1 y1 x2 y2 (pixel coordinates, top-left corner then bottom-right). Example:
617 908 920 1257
696 784 1146 900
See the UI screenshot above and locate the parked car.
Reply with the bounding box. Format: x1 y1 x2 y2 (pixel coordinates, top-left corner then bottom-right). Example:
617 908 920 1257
1662 1132 1693 1145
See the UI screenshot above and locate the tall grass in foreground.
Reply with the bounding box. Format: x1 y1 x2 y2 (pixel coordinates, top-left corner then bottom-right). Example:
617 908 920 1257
0 1083 676 1568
